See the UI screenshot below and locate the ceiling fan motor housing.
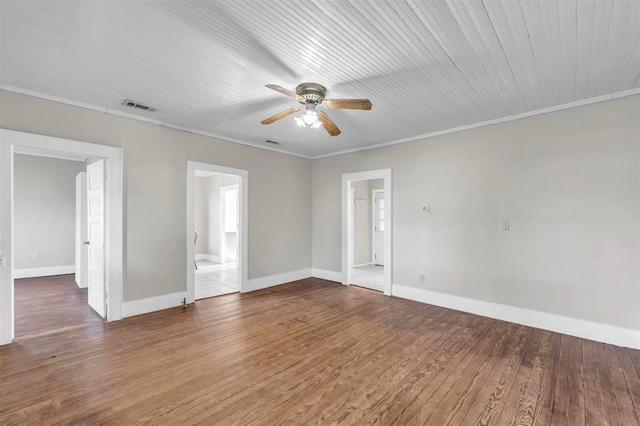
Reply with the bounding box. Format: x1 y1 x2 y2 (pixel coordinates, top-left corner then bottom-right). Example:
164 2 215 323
296 83 326 106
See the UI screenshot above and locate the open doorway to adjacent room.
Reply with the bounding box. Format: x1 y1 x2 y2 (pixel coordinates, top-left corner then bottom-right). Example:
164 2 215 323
0 129 124 345
186 162 247 303
12 153 106 338
348 179 385 291
342 169 392 296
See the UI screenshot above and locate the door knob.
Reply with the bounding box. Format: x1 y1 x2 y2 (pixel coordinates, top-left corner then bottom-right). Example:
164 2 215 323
83 241 90 245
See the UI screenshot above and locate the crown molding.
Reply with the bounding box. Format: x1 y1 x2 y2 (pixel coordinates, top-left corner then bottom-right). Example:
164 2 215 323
2 84 638 161
312 87 640 159
0 84 313 160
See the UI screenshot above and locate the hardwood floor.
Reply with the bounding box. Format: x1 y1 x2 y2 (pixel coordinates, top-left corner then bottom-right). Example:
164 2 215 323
13 274 103 338
1 276 639 425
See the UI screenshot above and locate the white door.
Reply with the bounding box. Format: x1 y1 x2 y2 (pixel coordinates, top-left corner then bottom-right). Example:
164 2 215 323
87 160 106 317
75 172 88 288
374 191 385 266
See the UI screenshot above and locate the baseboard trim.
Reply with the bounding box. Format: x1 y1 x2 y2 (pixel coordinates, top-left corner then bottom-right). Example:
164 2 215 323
14 265 75 279
311 268 343 283
245 269 312 293
195 253 222 263
392 285 640 349
122 291 187 318
351 262 372 268
204 254 221 263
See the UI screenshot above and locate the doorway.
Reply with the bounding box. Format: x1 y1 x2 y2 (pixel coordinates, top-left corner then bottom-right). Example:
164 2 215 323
186 162 247 303
347 179 384 292
342 169 392 295
0 129 124 345
12 153 105 337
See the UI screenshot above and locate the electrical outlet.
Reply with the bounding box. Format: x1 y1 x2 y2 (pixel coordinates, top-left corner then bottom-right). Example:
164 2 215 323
502 221 510 231
419 274 425 283
32 253 39 260
27 254 32 260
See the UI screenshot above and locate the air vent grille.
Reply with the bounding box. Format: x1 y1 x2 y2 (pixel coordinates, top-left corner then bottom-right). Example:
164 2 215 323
122 99 157 112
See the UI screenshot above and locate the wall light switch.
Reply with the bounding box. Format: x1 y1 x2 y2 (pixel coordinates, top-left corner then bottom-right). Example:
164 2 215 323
502 221 510 231
421 204 429 212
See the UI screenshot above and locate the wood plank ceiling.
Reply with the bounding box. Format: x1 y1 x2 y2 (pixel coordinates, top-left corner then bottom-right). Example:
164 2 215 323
1 0 638 158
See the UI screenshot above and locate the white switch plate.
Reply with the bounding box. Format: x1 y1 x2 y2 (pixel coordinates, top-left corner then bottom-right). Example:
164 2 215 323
27 254 32 260
502 221 510 231
421 204 429 212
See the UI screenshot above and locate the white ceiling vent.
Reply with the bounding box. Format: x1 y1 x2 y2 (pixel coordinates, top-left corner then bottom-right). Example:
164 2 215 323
122 99 157 112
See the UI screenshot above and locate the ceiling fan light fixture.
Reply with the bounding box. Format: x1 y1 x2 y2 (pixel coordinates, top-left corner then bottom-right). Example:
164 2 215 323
296 106 322 128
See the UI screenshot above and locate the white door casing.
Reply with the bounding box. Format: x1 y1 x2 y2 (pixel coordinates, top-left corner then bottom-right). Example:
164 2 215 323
0 142 13 345
373 190 385 266
86 160 106 317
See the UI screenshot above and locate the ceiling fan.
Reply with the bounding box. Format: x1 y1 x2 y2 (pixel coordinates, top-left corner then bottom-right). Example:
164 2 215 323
260 83 372 136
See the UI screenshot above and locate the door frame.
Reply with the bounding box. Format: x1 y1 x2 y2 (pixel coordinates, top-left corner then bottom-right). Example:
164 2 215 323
342 169 392 296
186 161 247 302
371 188 384 266
220 183 239 264
0 128 124 345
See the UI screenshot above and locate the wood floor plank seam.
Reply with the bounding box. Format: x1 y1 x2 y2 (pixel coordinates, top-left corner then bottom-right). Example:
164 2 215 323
342 318 500 425
493 327 544 425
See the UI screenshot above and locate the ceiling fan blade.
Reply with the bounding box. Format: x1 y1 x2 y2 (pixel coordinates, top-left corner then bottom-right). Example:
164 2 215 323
260 107 301 125
322 99 372 110
317 111 341 136
265 84 299 99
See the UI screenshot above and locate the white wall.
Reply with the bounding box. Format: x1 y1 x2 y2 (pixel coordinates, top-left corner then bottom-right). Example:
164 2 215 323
313 95 640 333
14 154 85 270
1 89 313 302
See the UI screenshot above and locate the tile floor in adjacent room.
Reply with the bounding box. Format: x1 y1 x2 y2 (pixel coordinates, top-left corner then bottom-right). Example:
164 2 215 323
195 260 239 299
350 263 384 292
